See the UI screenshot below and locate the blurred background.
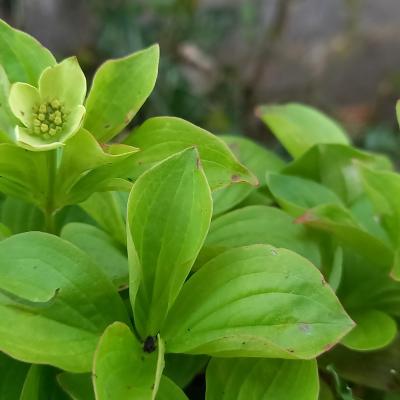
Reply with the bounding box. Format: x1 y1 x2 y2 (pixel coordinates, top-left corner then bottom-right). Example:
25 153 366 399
1 0 400 158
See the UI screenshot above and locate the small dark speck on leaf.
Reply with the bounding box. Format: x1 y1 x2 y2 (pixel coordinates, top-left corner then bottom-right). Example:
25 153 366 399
196 157 202 169
20 111 25 116
104 124 111 129
143 336 157 353
287 349 294 353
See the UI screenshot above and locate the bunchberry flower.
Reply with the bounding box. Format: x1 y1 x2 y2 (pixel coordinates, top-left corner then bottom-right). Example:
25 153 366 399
8 57 86 151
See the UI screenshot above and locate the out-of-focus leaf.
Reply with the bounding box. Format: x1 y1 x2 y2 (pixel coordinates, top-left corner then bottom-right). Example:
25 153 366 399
164 354 208 388
57 372 95 400
321 337 400 392
0 19 56 85
297 204 392 268
20 364 69 400
341 309 397 351
0 352 29 399
283 144 392 204
267 173 343 217
257 103 349 158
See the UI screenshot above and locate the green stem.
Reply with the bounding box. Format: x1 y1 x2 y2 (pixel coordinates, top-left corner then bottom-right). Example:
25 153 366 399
44 149 57 234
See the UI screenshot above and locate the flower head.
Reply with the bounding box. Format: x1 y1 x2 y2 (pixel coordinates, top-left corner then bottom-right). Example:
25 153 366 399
9 57 86 151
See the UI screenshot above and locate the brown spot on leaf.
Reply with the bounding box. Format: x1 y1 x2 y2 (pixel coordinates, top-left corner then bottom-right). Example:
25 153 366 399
231 175 242 182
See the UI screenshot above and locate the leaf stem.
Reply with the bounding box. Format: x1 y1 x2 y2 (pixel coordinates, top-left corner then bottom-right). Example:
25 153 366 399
44 149 57 233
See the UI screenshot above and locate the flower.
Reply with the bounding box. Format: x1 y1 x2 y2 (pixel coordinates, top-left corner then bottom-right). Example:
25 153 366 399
8 57 86 151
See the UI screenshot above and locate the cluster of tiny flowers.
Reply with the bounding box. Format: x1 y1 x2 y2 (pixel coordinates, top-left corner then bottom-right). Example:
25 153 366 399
31 99 67 140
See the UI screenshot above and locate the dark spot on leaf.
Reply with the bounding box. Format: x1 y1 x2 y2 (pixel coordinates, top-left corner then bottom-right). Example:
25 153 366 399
231 175 241 182
242 342 246 345
20 111 24 116
151 384 155 390
143 336 156 353
287 349 294 353
104 124 111 129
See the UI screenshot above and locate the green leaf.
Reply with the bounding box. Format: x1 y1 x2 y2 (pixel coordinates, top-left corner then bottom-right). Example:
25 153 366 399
0 19 56 85
267 173 343 217
212 135 285 216
0 196 44 233
61 223 128 290
202 205 321 268
319 380 335 400
93 322 164 400
0 65 19 140
341 309 397 351
321 336 400 392
0 223 11 240
296 204 393 268
338 250 400 317
127 148 212 337
0 232 129 372
206 358 318 400
0 352 29 400
54 129 138 207
283 144 392 204
163 245 354 359
164 354 208 388
257 103 349 158
359 165 400 247
84 45 159 142
57 372 95 400
124 117 257 190
79 191 127 245
156 377 188 400
350 195 391 245
0 143 48 206
20 365 69 400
